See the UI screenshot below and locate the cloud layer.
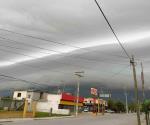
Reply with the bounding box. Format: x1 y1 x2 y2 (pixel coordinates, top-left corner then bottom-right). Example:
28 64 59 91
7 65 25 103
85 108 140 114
0 0 149 90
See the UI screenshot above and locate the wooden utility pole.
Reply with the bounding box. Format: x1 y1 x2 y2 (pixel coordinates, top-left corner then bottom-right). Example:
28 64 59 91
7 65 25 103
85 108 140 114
141 62 145 101
130 55 141 125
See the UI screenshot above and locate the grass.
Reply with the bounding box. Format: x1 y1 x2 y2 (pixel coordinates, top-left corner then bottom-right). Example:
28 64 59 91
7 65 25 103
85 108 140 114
35 112 70 118
35 112 50 117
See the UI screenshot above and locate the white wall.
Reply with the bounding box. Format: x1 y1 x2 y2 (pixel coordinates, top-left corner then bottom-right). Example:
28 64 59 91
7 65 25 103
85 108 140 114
13 91 27 100
36 94 62 113
47 94 62 110
36 102 70 115
36 102 51 112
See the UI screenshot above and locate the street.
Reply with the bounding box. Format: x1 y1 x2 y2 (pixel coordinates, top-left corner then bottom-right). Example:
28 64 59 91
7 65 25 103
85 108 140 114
2 114 145 125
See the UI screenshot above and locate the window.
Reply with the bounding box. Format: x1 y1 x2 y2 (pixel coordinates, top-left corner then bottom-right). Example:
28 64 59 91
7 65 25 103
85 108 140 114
17 93 21 97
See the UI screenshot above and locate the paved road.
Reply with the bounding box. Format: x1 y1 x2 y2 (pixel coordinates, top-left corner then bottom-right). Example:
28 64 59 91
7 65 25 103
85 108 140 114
2 113 145 125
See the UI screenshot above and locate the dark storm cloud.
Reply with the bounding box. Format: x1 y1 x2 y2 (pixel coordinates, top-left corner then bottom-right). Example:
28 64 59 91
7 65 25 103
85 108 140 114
0 0 149 90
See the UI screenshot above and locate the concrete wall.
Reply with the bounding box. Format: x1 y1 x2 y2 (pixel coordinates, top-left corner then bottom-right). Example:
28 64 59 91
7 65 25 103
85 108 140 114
36 102 51 112
36 102 70 115
47 94 62 110
26 92 41 103
36 94 62 113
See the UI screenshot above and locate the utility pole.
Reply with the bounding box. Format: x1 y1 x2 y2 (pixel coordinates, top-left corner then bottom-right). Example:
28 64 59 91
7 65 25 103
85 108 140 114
141 62 145 101
124 88 129 114
74 71 84 117
130 55 141 125
94 1 140 124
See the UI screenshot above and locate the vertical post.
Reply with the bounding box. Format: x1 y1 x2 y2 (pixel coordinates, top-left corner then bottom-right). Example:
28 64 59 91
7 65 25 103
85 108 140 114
32 101 36 118
125 89 129 114
76 77 80 117
75 71 84 117
94 95 97 115
97 91 100 114
130 55 141 125
23 100 28 118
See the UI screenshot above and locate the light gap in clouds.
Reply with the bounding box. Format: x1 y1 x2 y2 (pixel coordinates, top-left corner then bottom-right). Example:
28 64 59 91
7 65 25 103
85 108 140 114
0 30 150 67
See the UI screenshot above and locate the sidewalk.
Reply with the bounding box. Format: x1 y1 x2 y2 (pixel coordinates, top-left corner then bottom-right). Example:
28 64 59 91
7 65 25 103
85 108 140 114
0 115 74 123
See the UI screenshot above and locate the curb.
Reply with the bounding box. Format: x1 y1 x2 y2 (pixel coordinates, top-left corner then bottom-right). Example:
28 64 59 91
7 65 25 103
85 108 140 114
0 116 75 123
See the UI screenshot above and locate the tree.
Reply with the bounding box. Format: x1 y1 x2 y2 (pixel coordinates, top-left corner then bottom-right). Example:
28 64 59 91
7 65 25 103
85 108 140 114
129 102 136 113
115 101 125 113
107 99 115 110
107 99 125 113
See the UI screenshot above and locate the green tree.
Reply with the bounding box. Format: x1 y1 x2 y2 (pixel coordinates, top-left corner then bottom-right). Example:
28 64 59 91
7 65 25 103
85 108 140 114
107 99 125 113
129 102 136 112
115 101 125 113
107 99 115 110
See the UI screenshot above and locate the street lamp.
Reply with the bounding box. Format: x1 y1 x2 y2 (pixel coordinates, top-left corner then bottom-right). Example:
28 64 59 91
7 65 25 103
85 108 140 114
74 71 84 117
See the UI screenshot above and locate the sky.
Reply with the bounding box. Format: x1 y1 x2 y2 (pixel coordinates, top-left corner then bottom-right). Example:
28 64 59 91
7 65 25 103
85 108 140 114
0 0 150 91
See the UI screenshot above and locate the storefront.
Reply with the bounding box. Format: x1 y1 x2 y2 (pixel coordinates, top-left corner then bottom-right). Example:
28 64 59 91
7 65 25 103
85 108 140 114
83 98 107 112
59 93 84 112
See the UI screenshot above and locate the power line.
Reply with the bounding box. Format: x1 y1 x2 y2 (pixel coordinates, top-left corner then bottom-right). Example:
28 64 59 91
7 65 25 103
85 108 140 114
110 65 130 78
0 29 128 59
0 74 50 89
0 36 60 54
0 28 80 49
0 39 128 66
0 40 52 55
94 0 131 59
0 46 129 76
0 44 130 78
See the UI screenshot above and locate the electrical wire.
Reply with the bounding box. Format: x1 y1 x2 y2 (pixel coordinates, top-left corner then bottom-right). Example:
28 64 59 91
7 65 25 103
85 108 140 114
0 74 50 89
94 0 131 59
0 39 128 66
0 29 128 59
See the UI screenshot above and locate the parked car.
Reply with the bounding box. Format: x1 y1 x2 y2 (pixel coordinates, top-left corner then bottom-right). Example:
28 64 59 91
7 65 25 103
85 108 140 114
83 106 89 112
105 109 115 113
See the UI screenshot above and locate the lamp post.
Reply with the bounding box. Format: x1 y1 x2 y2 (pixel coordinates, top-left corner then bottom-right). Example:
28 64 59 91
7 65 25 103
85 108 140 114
74 71 84 117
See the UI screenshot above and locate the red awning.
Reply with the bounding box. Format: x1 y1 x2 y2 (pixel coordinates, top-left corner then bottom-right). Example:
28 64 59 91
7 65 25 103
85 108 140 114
61 93 84 103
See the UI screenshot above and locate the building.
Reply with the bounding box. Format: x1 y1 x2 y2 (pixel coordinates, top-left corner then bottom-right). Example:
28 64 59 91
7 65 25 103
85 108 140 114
83 98 107 112
36 92 84 114
13 90 48 111
59 93 84 112
13 90 47 102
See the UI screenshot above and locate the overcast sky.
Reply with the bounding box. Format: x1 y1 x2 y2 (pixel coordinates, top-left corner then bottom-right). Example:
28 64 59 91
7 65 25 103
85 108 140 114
0 0 149 90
